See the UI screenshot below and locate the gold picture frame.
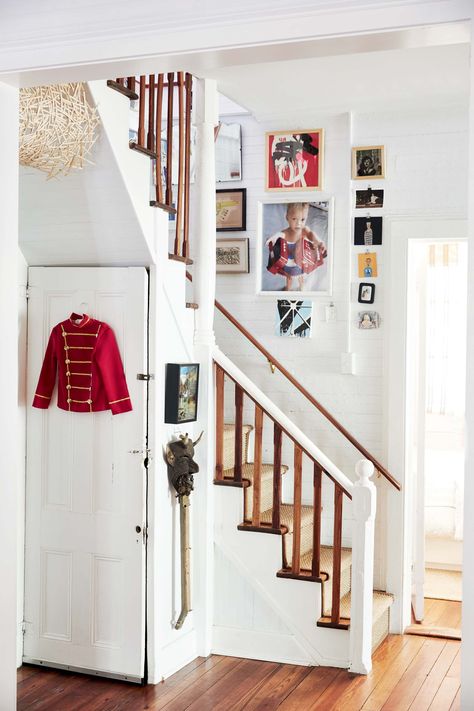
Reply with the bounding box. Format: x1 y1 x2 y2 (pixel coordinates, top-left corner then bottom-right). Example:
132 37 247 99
265 129 324 191
352 145 385 180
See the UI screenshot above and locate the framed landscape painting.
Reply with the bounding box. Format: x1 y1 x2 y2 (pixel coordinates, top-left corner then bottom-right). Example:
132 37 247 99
265 129 323 191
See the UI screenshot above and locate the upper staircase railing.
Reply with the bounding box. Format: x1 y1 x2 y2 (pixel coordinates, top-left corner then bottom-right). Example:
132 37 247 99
185 271 400 491
108 73 193 263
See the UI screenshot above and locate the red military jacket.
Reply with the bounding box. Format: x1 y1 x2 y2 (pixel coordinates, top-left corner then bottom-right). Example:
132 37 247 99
33 313 132 415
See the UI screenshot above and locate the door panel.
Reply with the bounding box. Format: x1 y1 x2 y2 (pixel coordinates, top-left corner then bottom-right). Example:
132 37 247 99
24 267 148 680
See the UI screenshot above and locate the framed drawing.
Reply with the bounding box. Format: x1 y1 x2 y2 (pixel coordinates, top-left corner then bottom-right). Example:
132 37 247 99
276 300 312 338
215 123 242 182
355 188 384 208
358 252 378 278
352 146 385 180
354 216 383 246
165 363 200 424
358 283 375 304
265 129 323 191
257 199 333 296
216 188 246 231
358 311 380 329
216 238 249 273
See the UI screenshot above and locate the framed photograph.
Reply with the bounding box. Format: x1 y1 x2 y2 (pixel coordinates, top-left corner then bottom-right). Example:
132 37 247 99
265 129 323 191
352 146 385 180
358 311 380 329
354 216 383 246
355 188 384 208
276 300 312 338
216 238 249 274
216 188 246 231
358 283 375 304
165 363 200 424
358 252 378 278
215 123 242 182
257 199 334 296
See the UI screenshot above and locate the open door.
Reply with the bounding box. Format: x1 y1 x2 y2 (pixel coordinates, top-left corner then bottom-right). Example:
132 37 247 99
23 267 148 682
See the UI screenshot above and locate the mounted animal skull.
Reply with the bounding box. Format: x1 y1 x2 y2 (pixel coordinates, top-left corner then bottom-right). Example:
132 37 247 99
166 431 203 499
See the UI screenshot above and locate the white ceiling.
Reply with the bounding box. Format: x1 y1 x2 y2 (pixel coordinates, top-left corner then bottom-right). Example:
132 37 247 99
214 43 470 123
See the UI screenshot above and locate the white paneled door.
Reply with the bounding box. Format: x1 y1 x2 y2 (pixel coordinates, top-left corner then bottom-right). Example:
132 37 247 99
24 267 148 681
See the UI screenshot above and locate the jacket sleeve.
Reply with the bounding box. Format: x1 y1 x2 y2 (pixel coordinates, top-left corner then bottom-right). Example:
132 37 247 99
32 329 57 409
95 326 133 415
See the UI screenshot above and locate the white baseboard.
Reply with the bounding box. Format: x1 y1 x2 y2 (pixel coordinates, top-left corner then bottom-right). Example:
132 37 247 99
212 625 314 667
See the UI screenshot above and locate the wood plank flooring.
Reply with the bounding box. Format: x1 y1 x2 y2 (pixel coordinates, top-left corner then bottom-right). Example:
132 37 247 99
17 633 461 711
406 599 462 641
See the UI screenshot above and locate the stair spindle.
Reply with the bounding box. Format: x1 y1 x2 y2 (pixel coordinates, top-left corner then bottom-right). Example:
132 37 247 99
251 406 263 526
312 463 323 578
138 76 146 147
147 74 156 153
291 445 303 574
155 74 164 205
272 423 282 530
215 365 225 482
174 72 185 257
127 76 136 93
183 73 192 259
166 72 174 208
234 384 244 483
331 484 343 624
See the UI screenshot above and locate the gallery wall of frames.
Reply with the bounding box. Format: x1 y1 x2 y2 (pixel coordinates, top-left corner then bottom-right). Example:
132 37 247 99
213 107 468 496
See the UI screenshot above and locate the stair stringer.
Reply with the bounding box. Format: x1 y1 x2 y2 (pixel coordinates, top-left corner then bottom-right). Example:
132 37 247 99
214 485 351 669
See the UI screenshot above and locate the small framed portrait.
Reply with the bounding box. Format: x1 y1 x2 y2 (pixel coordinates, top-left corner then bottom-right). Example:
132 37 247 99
354 216 383 246
257 199 334 296
358 252 378 278
165 363 200 424
265 129 323 191
216 188 246 231
358 311 380 329
355 188 384 208
276 300 312 338
352 146 385 180
216 238 249 274
358 283 375 304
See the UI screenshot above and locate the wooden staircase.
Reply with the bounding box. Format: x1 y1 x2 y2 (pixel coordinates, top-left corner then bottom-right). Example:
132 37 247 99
220 420 394 652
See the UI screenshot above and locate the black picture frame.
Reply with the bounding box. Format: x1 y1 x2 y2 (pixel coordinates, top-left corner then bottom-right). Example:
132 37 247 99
354 216 383 246
216 188 247 232
165 363 200 424
358 282 375 304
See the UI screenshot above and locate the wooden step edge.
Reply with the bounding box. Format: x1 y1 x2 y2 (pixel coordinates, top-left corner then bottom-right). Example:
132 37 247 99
214 478 251 489
317 617 350 631
186 302 199 310
276 568 325 583
106 80 139 100
129 142 157 159
404 624 461 641
168 253 194 265
237 522 288 535
150 201 177 214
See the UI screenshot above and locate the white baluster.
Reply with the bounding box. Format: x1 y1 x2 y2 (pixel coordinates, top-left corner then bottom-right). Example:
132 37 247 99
349 459 377 674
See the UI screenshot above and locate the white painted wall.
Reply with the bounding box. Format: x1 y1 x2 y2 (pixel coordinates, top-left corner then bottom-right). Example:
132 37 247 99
0 82 19 711
17 250 28 668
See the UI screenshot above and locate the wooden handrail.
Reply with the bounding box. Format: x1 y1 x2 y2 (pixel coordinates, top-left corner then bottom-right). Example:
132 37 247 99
186 271 400 491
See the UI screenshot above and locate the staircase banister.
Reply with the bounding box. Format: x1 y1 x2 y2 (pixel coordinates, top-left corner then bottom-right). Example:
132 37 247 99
213 348 355 498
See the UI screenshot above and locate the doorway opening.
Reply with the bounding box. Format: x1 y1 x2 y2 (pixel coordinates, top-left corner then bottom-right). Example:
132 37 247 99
406 240 466 639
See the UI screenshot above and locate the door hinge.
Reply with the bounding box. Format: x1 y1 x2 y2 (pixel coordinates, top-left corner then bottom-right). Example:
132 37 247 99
143 526 149 545
137 373 154 381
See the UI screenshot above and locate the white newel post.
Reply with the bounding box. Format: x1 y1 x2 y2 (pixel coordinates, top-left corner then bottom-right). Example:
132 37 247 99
349 459 376 675
192 78 218 657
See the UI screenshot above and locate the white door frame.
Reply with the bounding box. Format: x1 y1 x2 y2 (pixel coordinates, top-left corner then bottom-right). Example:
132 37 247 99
385 216 467 633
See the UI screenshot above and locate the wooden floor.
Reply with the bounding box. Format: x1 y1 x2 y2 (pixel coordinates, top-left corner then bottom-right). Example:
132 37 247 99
406 599 462 640
17 633 461 711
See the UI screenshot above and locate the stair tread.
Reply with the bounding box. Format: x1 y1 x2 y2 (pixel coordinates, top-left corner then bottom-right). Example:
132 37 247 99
260 503 313 532
300 545 352 577
318 590 394 625
224 461 288 480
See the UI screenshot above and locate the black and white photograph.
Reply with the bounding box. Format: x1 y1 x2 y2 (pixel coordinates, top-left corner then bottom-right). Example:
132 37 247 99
355 188 384 208
275 300 312 338
352 146 385 180
358 311 381 329
216 238 249 273
354 216 383 246
358 282 376 304
257 199 333 296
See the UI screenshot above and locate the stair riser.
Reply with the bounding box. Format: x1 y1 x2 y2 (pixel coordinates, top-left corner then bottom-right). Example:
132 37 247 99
322 565 352 617
223 430 251 472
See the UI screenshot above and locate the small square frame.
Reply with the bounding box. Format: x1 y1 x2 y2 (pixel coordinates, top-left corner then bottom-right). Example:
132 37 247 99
358 282 375 304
